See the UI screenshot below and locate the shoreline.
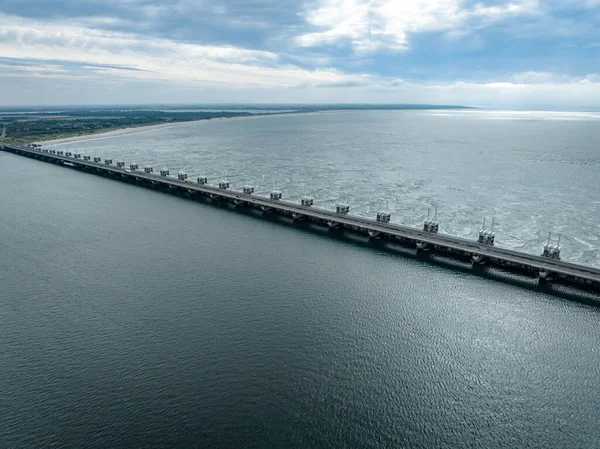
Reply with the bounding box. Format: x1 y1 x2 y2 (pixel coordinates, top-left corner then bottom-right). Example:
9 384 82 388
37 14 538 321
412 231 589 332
38 110 341 146
22 107 600 147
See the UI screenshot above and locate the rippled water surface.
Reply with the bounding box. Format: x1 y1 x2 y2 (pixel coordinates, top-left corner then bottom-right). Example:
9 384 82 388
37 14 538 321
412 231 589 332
2 110 600 448
47 110 600 267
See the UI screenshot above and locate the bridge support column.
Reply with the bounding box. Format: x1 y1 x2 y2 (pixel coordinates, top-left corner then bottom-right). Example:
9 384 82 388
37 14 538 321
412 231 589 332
416 241 430 251
472 254 485 264
367 229 380 238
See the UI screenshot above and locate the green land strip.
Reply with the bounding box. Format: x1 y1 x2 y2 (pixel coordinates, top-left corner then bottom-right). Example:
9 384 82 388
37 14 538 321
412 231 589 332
0 110 259 145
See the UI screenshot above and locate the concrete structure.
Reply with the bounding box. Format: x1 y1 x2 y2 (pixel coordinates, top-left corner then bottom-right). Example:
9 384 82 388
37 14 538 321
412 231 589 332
377 211 391 223
478 217 496 246
423 208 439 233
2 142 599 293
542 232 562 260
336 203 350 214
301 196 314 207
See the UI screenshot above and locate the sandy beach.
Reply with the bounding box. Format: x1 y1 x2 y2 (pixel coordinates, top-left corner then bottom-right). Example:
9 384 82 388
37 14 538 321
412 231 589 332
38 110 339 146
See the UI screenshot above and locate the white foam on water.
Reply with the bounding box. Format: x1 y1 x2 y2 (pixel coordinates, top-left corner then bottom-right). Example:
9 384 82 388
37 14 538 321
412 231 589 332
50 110 600 268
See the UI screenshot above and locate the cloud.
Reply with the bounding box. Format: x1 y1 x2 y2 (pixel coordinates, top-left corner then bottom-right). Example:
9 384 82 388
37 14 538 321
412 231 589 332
511 71 570 84
377 74 600 109
296 0 539 52
571 0 600 6
0 1 598 109
0 13 369 88
0 60 73 78
510 71 600 85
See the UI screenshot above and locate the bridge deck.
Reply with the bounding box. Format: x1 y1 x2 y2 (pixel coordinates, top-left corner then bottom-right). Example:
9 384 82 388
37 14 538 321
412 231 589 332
3 143 600 288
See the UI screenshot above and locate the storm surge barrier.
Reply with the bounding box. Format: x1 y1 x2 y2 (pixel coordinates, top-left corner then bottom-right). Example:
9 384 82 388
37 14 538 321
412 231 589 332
3 143 600 293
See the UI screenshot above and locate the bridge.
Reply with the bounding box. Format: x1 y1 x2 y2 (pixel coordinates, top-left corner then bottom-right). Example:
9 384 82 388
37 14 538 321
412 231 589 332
2 142 600 292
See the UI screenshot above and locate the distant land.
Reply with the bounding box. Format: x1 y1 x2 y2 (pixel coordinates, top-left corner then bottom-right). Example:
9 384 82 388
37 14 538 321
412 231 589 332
0 104 474 144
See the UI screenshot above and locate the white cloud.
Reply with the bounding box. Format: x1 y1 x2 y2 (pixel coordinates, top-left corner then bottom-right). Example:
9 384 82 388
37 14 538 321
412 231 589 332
376 74 600 109
511 71 568 84
0 13 370 89
296 0 539 51
2 67 600 109
510 71 600 85
0 60 75 79
0 12 598 109
572 0 600 6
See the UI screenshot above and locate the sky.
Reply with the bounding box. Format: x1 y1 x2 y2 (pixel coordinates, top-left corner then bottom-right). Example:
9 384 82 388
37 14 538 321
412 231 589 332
0 0 599 109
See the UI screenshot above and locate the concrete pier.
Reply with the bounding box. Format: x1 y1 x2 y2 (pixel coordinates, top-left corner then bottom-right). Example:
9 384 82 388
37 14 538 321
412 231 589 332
3 143 600 292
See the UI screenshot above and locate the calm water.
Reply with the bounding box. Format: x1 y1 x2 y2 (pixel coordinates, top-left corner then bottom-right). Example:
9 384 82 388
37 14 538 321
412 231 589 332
2 111 600 448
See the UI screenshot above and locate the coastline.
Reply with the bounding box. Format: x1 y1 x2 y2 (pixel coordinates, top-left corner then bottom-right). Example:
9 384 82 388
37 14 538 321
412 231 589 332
25 108 600 147
38 110 339 146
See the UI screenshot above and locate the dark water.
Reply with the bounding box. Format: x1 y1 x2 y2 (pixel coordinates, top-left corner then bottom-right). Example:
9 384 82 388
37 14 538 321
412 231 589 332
2 119 600 448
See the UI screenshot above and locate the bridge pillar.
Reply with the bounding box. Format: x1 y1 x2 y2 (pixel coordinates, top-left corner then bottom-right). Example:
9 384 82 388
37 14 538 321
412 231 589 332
301 196 314 207
376 211 391 223
423 208 439 233
542 232 561 260
478 217 495 246
472 253 485 264
336 203 349 215
538 269 553 282
416 241 430 251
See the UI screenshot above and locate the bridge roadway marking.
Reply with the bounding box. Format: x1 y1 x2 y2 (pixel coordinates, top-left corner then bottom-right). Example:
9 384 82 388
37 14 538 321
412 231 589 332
5 144 600 285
